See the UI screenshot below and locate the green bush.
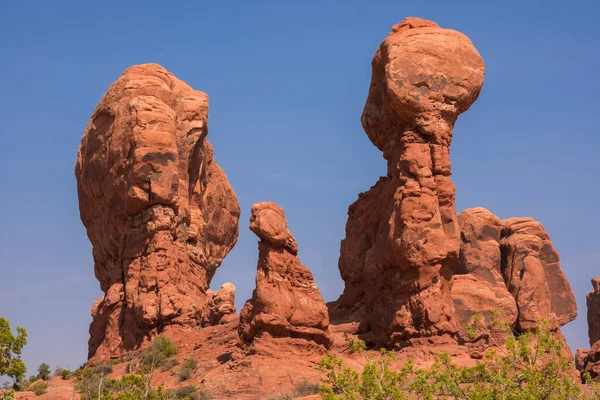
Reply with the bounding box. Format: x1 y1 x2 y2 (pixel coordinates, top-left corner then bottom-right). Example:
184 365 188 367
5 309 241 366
108 357 130 366
319 315 600 400
178 359 197 382
31 381 47 396
125 361 137 374
36 363 51 381
77 372 172 400
292 380 320 396
171 385 210 400
139 336 179 373
59 369 71 380
0 388 14 400
267 380 320 400
160 358 180 372
0 318 28 389
70 367 84 379
173 385 197 399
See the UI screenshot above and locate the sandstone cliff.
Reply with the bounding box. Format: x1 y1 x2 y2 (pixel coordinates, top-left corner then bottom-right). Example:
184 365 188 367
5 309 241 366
75 64 240 362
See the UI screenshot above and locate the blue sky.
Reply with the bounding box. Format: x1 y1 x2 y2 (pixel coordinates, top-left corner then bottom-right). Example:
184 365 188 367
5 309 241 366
0 0 599 374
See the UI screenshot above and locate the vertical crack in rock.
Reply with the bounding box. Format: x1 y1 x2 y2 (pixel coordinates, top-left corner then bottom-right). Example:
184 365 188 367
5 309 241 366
75 64 241 362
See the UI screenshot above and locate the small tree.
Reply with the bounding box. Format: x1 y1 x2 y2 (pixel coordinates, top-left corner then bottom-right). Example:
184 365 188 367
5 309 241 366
37 363 51 381
138 336 178 399
0 318 28 389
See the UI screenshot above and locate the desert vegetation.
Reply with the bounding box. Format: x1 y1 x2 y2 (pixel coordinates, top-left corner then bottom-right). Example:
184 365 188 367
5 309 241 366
0 318 27 400
318 314 598 400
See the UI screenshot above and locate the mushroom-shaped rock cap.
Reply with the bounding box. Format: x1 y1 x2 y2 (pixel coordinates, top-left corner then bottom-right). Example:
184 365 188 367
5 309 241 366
362 17 485 154
249 202 298 254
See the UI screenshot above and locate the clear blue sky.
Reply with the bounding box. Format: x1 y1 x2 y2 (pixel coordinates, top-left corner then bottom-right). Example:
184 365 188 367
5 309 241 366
1 0 599 374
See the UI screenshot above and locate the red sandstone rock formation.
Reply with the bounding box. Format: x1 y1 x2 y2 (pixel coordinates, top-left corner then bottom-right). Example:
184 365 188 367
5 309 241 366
75 64 241 362
500 218 577 331
239 202 331 347
451 208 576 353
331 17 485 348
588 279 600 347
576 278 600 378
451 208 518 338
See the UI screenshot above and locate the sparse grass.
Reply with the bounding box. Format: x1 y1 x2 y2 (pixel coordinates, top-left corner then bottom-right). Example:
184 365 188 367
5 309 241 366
267 380 320 400
160 358 180 372
177 359 197 382
170 385 210 400
292 380 320 396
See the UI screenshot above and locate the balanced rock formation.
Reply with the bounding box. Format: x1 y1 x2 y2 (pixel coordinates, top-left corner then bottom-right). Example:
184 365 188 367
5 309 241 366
451 209 576 345
239 202 331 347
576 278 600 378
75 64 241 361
332 17 485 348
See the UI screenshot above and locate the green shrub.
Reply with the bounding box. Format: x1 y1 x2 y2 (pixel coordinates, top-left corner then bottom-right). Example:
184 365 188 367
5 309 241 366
91 364 113 375
0 388 14 400
53 366 72 380
31 381 47 396
319 315 600 400
139 336 179 373
178 359 197 382
173 385 197 399
292 380 320 396
70 367 84 379
107 357 130 366
60 369 71 380
0 318 28 389
77 372 172 400
160 358 180 372
267 380 320 400
171 385 210 400
125 361 137 374
36 363 51 381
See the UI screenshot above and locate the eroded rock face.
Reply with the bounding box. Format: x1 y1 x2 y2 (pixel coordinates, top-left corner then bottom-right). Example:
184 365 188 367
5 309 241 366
451 208 575 348
239 202 331 347
576 279 600 379
588 279 600 346
75 64 241 361
500 218 577 331
332 17 485 348
203 283 237 327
